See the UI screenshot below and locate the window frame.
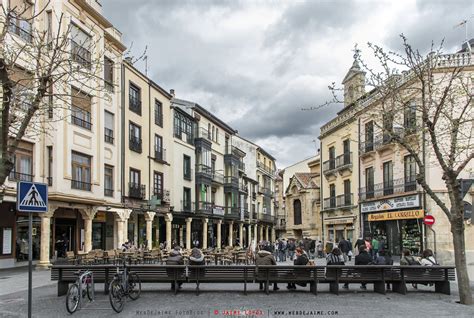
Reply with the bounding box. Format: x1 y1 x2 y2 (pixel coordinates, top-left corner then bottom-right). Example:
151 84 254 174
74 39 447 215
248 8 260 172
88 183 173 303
71 151 92 191
104 164 114 197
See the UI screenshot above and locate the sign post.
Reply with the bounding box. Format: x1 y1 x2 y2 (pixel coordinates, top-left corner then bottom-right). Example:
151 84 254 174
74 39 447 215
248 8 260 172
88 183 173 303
423 214 436 258
17 182 48 318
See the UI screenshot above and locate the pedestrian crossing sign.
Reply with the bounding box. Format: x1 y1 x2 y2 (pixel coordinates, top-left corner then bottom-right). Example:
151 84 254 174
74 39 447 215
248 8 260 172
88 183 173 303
17 182 48 212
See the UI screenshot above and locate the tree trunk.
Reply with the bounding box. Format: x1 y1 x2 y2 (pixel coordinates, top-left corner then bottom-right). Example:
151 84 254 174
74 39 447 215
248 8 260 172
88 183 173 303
451 212 473 305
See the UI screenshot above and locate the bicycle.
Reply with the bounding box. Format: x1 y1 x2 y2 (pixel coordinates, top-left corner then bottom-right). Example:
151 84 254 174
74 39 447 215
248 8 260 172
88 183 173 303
109 264 141 313
66 270 94 314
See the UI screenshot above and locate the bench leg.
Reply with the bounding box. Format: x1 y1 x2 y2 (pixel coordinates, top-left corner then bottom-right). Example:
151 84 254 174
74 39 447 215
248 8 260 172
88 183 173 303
435 281 450 295
244 281 247 296
392 282 406 295
196 282 200 296
310 282 317 295
374 281 386 295
58 282 68 297
265 282 269 295
329 282 339 295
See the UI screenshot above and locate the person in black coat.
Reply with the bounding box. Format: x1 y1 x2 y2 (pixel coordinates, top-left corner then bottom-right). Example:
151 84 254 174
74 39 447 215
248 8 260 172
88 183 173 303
354 237 365 254
166 246 184 290
287 247 309 290
353 245 372 290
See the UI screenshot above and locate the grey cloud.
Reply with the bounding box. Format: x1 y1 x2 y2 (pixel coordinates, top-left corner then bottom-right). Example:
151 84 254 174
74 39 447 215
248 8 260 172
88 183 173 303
384 0 471 53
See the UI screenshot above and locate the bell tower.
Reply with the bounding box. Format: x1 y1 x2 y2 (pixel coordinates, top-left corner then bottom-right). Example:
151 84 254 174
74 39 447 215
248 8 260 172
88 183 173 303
342 55 366 107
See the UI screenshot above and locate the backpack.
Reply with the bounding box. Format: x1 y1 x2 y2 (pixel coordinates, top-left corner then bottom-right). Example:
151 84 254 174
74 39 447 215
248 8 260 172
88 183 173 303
407 256 421 265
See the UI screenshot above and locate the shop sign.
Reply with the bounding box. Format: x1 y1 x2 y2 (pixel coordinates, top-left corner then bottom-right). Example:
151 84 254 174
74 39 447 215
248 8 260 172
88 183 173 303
213 207 224 216
361 195 420 213
368 209 424 222
94 212 107 222
325 218 354 225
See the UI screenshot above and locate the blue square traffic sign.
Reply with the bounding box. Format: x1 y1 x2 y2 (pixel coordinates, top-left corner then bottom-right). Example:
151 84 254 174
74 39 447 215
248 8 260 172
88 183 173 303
17 182 48 212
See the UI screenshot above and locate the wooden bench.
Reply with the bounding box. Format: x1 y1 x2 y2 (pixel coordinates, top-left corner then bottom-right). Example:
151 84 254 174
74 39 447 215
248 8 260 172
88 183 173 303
389 266 456 295
187 265 255 295
255 265 318 295
129 264 187 295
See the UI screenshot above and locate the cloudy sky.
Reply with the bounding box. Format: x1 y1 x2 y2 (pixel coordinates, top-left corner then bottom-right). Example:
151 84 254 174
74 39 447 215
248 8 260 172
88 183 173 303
102 0 471 168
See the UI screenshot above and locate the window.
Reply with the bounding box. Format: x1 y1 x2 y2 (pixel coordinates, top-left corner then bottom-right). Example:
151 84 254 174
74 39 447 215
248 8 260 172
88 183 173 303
383 161 393 195
129 168 143 199
47 146 53 186
71 151 91 191
365 167 374 199
153 171 163 199
129 122 142 153
293 199 302 225
343 139 351 165
154 99 163 127
212 126 215 141
173 111 194 144
383 112 393 142
104 111 114 144
154 134 164 161
9 141 33 182
104 165 113 197
47 81 53 118
46 10 52 46
343 179 351 205
365 121 374 152
404 101 416 132
183 155 191 180
329 184 336 208
8 9 32 43
70 23 92 68
404 155 417 191
216 128 219 143
183 187 191 211
208 123 211 140
104 57 114 91
71 87 92 130
328 146 335 170
129 83 141 115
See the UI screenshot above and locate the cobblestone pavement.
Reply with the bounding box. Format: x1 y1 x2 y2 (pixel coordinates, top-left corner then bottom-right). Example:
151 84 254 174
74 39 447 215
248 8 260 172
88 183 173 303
1 261 473 318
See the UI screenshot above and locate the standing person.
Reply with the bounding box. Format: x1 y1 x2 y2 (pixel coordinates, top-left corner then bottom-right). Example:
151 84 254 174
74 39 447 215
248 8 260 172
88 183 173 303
354 245 372 290
371 237 379 261
317 240 324 258
255 245 279 291
354 237 365 256
364 236 372 257
287 247 309 290
166 246 184 291
287 239 296 261
347 239 353 261
309 239 316 260
338 237 350 262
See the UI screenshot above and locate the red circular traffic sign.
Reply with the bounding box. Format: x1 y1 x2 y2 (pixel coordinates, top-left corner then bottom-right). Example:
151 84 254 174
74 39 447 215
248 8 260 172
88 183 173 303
423 215 435 226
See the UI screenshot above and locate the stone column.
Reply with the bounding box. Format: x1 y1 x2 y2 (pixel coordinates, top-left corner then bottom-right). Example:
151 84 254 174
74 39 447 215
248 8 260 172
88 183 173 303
80 208 97 252
179 226 184 247
265 226 269 241
202 218 208 249
271 227 276 243
186 218 192 250
116 219 124 248
165 213 173 251
228 221 234 247
217 219 222 249
38 207 55 268
247 224 252 248
259 225 263 242
145 212 156 250
239 223 244 247
254 224 258 244
116 209 131 248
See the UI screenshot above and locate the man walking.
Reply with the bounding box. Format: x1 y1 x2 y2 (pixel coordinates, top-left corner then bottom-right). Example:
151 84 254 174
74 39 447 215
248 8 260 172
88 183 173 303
338 237 350 262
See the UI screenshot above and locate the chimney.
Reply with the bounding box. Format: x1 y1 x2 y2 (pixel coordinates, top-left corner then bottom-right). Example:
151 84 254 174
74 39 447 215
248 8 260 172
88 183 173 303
170 89 175 97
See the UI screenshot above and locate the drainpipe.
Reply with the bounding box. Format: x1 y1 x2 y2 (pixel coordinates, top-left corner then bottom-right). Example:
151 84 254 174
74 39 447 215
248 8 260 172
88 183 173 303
358 117 362 238
320 138 324 244
121 63 125 204
148 80 151 204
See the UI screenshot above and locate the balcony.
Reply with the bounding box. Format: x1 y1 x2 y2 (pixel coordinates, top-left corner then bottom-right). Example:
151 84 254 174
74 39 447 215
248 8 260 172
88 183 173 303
243 208 249 220
335 152 352 172
336 193 353 209
256 161 275 175
104 128 114 144
129 136 142 153
196 164 212 178
224 176 239 187
9 171 34 182
238 161 245 172
224 206 240 219
174 131 194 145
239 182 248 193
322 159 336 175
360 140 375 155
211 171 224 184
129 182 146 199
180 200 195 213
72 179 92 191
195 127 212 141
154 147 166 163
323 196 336 210
260 213 274 223
152 189 170 205
196 201 213 214
374 133 394 151
359 178 420 201
260 186 273 197
129 96 141 115
72 115 92 130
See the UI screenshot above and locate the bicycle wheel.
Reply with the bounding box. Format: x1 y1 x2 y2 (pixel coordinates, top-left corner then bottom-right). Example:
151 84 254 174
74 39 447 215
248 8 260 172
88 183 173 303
128 272 141 300
109 278 125 313
86 279 93 301
66 283 80 314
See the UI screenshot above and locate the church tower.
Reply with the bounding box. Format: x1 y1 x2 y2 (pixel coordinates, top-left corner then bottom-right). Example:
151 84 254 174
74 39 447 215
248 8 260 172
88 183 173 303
342 55 366 107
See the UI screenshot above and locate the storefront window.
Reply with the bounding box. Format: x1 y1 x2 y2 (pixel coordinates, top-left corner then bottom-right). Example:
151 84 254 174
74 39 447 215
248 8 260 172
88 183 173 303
16 216 41 261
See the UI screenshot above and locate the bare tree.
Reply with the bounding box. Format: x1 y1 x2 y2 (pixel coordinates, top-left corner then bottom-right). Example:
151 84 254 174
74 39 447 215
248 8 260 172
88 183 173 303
0 0 111 198
319 36 473 304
